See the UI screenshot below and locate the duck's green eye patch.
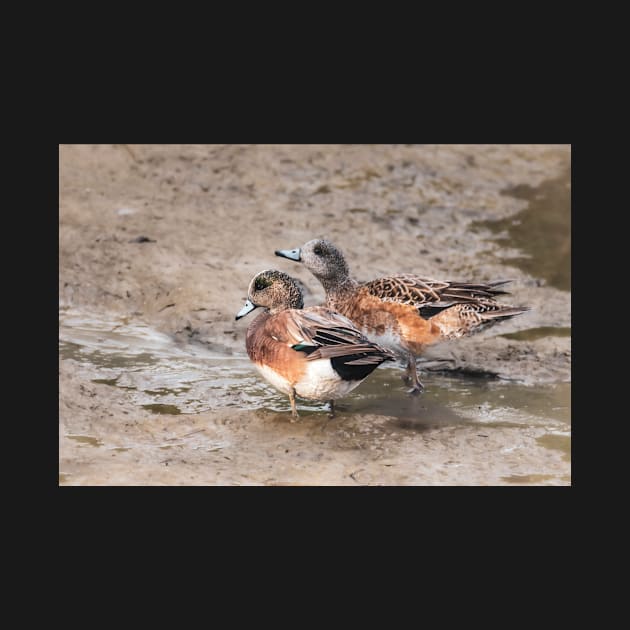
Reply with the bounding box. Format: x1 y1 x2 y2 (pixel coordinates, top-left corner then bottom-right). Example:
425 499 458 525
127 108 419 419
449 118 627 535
254 277 271 291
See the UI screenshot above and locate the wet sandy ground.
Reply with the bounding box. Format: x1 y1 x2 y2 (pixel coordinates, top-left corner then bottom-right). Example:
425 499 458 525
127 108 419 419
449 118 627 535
59 144 571 485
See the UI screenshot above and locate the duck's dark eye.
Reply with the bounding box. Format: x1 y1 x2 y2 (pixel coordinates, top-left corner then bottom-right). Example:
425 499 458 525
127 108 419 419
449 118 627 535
254 278 268 291
313 246 322 256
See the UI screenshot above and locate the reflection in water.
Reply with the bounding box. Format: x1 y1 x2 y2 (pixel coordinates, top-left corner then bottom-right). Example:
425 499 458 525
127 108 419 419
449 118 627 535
476 166 571 291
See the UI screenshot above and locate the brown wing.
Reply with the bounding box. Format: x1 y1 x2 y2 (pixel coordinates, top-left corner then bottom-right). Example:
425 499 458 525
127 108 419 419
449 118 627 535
362 274 512 318
284 307 395 364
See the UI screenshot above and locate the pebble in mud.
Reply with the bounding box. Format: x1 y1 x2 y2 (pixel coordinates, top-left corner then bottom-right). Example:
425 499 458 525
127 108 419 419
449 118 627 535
129 235 156 243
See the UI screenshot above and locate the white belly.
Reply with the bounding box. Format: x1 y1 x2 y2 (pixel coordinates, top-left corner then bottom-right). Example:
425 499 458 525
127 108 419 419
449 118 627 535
296 359 365 400
254 363 292 395
255 359 367 401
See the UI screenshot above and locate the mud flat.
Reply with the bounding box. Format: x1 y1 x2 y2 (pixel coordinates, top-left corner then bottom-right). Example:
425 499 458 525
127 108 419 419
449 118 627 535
59 144 571 485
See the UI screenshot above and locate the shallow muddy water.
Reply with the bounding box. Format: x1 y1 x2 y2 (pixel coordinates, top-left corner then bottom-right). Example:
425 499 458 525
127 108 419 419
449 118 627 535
474 166 571 291
59 309 570 483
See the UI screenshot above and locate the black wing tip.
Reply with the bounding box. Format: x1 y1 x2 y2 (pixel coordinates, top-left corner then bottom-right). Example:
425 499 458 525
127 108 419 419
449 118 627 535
483 305 531 320
487 280 514 296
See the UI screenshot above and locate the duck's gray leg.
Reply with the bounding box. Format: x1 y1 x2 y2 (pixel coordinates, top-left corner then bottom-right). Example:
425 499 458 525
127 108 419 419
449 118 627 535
406 353 425 395
289 388 299 420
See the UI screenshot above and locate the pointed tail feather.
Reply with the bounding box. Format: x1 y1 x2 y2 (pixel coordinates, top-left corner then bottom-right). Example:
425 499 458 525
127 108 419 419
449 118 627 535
479 306 530 321
444 280 514 299
486 280 514 295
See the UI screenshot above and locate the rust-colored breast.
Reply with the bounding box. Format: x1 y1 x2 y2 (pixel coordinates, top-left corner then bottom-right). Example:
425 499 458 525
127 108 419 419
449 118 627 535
245 311 307 385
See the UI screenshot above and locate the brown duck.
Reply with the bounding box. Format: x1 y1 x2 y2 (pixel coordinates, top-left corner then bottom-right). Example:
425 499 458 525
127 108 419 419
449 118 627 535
235 269 394 418
276 239 529 394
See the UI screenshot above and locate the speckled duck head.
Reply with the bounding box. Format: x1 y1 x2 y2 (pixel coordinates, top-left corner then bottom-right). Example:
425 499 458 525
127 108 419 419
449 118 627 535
235 270 304 320
275 239 352 288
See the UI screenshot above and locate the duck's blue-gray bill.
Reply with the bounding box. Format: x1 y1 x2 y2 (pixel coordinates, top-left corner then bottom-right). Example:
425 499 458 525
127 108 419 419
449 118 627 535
274 248 301 261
